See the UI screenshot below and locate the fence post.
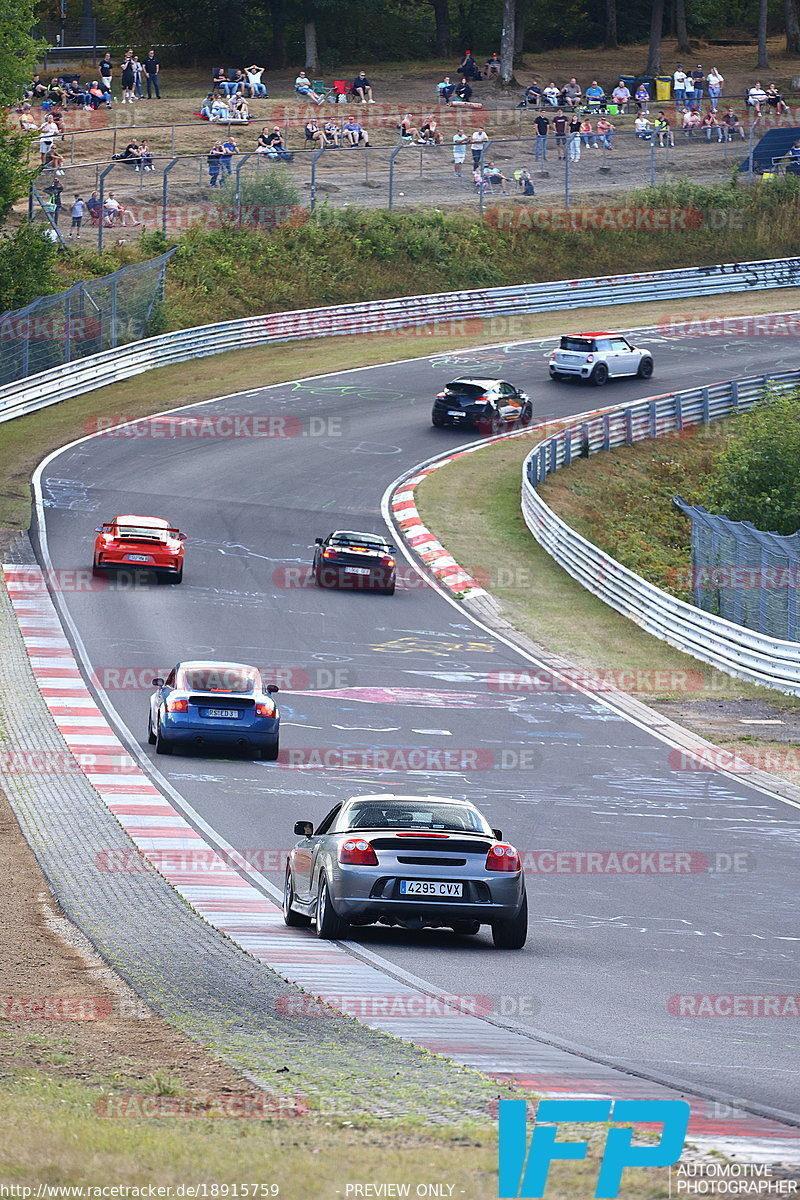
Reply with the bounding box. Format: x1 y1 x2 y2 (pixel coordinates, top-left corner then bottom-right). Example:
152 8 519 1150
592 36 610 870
565 148 570 209
233 152 254 226
97 162 114 251
171 125 175 156
747 119 755 182
310 146 326 213
110 274 118 347
730 380 739 411
388 144 403 211
649 399 657 438
625 407 634 444
701 387 710 423
64 290 72 364
161 157 179 236
649 137 656 185
675 392 683 432
28 183 34 221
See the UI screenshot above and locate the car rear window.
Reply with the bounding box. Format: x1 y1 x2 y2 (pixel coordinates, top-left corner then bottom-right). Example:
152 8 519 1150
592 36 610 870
116 525 168 541
559 338 594 352
178 667 258 693
341 801 493 835
330 534 387 550
446 382 487 398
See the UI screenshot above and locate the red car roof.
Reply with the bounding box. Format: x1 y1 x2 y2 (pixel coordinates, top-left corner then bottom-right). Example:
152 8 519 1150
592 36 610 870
113 514 170 528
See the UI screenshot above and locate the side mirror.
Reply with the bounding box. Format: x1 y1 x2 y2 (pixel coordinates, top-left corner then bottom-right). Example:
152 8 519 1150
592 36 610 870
294 821 314 837
177 533 187 541
95 527 104 534
152 678 165 687
492 828 503 840
314 537 323 545
266 684 279 694
388 546 397 553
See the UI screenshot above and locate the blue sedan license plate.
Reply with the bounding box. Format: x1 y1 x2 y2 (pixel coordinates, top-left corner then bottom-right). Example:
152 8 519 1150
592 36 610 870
400 880 463 897
203 708 239 719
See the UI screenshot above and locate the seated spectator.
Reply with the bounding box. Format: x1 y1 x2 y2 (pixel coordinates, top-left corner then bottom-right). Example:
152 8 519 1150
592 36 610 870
86 191 106 224
230 93 250 120
353 71 374 102
747 82 767 115
219 69 244 97
634 114 652 139
28 74 47 99
323 119 341 148
115 139 143 167
304 119 325 148
634 82 651 114
200 92 216 119
398 113 417 140
416 115 441 144
453 77 473 103
257 126 293 160
721 106 746 140
87 81 110 108
654 109 675 147
139 139 154 169
585 80 605 108
211 94 232 120
245 64 268 98
596 115 615 147
562 78 581 108
519 81 542 108
701 110 722 142
295 70 324 104
457 51 481 81
766 84 789 115
17 103 38 131
682 107 701 136
482 160 509 194
65 80 89 106
48 148 65 175
104 190 141 225
484 52 501 77
543 82 560 106
515 166 533 192
48 78 66 104
437 75 456 103
212 67 228 88
342 117 369 146
611 81 630 112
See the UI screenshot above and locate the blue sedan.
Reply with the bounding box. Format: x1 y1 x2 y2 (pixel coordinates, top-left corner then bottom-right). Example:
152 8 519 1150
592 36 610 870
148 660 280 759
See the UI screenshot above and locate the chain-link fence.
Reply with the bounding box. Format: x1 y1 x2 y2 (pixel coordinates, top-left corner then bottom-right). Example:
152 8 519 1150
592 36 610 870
674 497 800 641
0 250 175 387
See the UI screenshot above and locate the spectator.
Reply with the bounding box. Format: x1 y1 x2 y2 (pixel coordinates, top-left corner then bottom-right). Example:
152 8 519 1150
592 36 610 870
69 194 85 239
230 93 250 120
87 81 109 109
707 67 723 110
259 126 293 160
611 81 630 112
417 115 441 144
49 147 65 175
295 70 324 104
483 161 509 194
673 64 687 110
104 191 141 225
48 78 66 105
585 80 605 109
701 110 722 142
210 94 231 120
323 119 341 148
132 55 144 98
398 113 416 140
145 51 161 98
457 51 481 81
212 67 228 89
44 177 63 224
568 113 582 159
18 103 38 131
48 104 65 135
28 74 47 99
99 53 113 100
516 166 534 194
747 82 767 116
580 117 598 148
766 84 789 116
65 80 90 107
139 139 154 170
471 126 489 167
484 53 501 76
519 81 542 108
553 110 567 159
452 127 467 175
437 75 455 104
534 111 549 159
116 139 142 167
721 107 746 140
454 77 473 103
342 117 369 146
304 119 325 148
39 117 58 165
563 78 581 108
206 144 224 187
543 82 560 107
634 114 652 139
634 82 651 114
690 65 705 108
120 54 135 104
654 110 675 147
245 64 267 98
682 107 701 137
596 115 615 148
200 93 216 119
220 135 239 175
353 71 374 103
86 191 103 223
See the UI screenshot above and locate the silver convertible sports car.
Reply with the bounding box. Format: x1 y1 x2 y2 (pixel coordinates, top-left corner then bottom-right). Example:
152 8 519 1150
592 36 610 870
283 793 528 948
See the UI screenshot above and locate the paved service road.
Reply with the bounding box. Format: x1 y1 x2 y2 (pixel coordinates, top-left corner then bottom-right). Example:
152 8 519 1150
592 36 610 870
36 329 800 1122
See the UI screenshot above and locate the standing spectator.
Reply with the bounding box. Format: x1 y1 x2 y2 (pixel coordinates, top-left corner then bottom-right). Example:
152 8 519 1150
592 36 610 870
611 81 630 112
207 144 224 187
553 111 567 159
484 52 501 77
144 51 160 98
342 117 369 146
702 110 723 142
672 64 687 111
69 194 85 238
585 80 605 109
99 53 113 100
220 135 238 175
596 115 615 148
121 54 135 104
568 113 582 159
563 78 581 108
454 77 473 103
534 111 549 160
691 65 705 108
457 51 481 81
635 81 651 114
245 64 267 98
580 117 597 148
766 84 789 116
353 71 374 102
471 126 489 167
295 70 324 104
39 116 58 165
452 127 467 176
707 67 723 111
654 110 675 147
721 107 746 140
131 55 144 98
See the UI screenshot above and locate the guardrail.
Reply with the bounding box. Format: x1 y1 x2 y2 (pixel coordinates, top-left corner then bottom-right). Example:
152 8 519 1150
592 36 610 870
2 256 799 425
521 368 800 694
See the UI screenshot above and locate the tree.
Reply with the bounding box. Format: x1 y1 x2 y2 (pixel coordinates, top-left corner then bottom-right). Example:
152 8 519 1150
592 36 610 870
786 0 800 53
429 0 451 55
605 0 618 49
303 0 319 70
514 0 526 56
675 0 689 54
757 0 769 67
645 0 665 74
500 0 515 83
0 0 46 106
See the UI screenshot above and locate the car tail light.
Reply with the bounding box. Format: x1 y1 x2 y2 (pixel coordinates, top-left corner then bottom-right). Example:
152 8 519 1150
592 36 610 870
586 354 594 362
322 548 336 559
549 352 556 360
436 391 446 399
255 702 274 717
381 555 395 567
165 697 188 713
339 838 379 866
486 843 521 872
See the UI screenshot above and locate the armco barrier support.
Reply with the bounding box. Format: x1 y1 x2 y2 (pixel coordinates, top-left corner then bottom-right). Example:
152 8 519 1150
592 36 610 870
0 256 798 424
521 370 800 695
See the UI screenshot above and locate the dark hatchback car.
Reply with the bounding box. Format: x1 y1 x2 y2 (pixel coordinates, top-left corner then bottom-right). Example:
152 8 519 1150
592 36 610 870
431 378 532 432
283 793 528 948
313 530 397 595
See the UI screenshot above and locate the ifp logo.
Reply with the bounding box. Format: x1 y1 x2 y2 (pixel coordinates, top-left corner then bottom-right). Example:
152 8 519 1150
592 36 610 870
498 1098 689 1197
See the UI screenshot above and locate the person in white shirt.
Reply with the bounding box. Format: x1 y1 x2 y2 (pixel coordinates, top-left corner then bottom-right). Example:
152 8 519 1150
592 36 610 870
707 67 724 110
245 65 267 97
543 83 560 106
634 114 652 138
452 128 468 176
471 127 489 169
673 66 688 110
747 82 767 115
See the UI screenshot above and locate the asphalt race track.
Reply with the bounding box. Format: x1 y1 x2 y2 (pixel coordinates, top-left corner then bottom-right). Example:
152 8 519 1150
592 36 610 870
35 327 800 1123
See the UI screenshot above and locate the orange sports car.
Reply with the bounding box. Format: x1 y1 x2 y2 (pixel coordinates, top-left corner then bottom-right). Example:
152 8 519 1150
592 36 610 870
93 515 186 584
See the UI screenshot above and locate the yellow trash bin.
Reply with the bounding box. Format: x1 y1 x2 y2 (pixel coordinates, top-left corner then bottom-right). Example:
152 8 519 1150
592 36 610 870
655 76 672 102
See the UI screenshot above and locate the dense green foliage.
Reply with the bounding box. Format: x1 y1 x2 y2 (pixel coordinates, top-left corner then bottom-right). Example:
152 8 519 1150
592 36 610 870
701 388 800 535
0 0 46 222
0 223 60 310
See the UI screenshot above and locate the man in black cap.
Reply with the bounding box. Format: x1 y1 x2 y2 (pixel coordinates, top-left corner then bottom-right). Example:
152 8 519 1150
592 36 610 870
690 65 705 110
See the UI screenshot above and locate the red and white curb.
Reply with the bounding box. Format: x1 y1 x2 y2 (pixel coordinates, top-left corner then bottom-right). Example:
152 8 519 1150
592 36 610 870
3 562 798 1151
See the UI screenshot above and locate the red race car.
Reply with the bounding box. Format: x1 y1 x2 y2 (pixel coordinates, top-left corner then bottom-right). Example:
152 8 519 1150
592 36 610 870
93 515 186 584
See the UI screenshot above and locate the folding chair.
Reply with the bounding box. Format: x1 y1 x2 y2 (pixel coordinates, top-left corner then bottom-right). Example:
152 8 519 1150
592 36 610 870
332 80 350 103
312 80 335 102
